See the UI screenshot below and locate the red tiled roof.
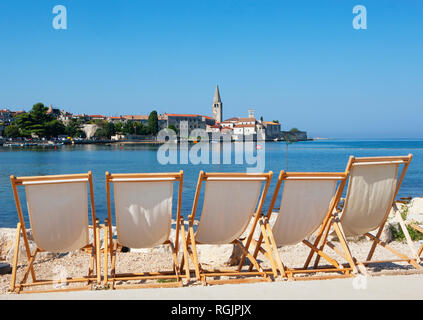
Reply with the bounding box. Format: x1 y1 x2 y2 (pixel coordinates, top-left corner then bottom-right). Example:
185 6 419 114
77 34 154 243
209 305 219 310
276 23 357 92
221 127 233 131
165 114 200 118
238 117 256 122
88 115 106 118
123 115 148 120
234 124 256 128
263 121 280 125
224 117 239 122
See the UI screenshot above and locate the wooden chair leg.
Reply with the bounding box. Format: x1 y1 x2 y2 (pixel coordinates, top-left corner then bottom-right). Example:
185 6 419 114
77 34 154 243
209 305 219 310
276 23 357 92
19 248 39 291
332 220 358 274
111 242 117 289
179 220 190 281
188 222 201 281
312 220 332 269
94 220 101 284
258 221 279 277
10 222 21 292
247 234 263 273
365 232 422 269
264 221 287 278
169 242 180 280
396 212 420 263
235 240 267 278
103 223 109 285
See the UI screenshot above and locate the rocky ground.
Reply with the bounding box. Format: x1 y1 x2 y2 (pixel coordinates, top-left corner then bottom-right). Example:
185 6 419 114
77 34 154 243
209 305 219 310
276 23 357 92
1 198 423 294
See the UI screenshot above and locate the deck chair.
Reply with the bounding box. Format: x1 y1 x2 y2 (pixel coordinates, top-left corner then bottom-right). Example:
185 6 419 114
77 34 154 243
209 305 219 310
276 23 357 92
248 170 358 280
183 171 273 285
308 154 422 273
104 171 189 289
10 172 101 293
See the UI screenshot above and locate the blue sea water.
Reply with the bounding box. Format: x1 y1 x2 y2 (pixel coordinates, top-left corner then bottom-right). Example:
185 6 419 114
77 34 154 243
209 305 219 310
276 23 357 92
0 139 422 228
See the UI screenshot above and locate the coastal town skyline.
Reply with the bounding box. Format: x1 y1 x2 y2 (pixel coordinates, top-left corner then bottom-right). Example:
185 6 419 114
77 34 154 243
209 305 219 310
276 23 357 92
0 1 422 139
1 84 297 141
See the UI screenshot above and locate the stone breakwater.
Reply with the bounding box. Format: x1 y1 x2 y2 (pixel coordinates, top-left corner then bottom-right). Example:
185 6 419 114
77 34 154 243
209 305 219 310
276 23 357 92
1 198 423 267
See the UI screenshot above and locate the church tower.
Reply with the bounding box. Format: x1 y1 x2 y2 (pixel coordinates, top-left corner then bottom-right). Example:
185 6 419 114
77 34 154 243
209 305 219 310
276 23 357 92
212 85 223 123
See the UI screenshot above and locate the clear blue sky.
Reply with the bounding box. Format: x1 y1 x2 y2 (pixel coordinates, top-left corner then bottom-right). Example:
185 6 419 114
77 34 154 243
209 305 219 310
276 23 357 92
0 0 422 138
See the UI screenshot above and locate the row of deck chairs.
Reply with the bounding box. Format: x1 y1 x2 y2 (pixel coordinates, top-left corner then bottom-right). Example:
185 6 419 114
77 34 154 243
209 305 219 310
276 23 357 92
9 155 423 293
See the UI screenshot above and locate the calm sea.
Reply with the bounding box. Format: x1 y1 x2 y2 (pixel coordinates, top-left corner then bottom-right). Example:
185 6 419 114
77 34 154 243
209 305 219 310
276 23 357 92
0 139 422 228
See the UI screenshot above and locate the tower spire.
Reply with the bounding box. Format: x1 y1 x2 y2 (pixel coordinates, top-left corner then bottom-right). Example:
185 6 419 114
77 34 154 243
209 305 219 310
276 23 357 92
212 84 223 123
213 85 221 103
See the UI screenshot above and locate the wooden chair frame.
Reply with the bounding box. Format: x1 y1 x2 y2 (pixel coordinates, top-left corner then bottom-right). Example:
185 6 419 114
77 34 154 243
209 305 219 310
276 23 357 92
182 171 273 285
306 154 422 274
104 171 189 289
410 224 423 259
249 170 358 280
10 172 101 294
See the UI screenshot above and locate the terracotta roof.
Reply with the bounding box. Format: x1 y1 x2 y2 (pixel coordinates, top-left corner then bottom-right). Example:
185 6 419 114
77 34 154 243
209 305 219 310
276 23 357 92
165 114 200 118
263 121 280 125
123 115 148 120
224 117 239 122
209 124 221 129
238 117 256 122
88 115 106 118
234 124 256 128
221 127 233 131
109 116 123 120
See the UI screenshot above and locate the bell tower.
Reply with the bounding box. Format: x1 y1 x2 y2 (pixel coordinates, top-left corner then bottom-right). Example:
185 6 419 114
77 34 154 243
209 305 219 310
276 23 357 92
212 85 223 123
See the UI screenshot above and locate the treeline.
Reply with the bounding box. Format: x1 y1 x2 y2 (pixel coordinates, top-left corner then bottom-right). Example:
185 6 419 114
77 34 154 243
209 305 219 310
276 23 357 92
5 103 67 138
94 111 159 139
4 103 160 140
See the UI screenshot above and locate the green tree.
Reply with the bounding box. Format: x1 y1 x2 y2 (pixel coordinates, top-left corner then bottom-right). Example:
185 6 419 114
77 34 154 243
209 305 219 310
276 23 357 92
14 112 33 137
45 120 65 137
94 128 108 139
123 121 135 135
114 122 123 134
4 124 20 138
290 128 300 132
147 111 159 135
13 103 61 138
104 122 116 138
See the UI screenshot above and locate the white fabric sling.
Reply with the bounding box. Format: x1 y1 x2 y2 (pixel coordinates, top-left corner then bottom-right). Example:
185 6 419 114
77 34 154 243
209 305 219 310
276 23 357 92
340 163 399 236
195 179 263 245
25 182 89 253
114 181 173 248
272 180 337 247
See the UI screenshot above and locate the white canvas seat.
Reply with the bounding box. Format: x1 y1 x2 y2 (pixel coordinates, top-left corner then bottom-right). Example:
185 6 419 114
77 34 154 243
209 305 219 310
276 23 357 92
309 155 422 273
10 173 101 293
113 180 174 248
195 179 263 245
25 180 89 253
340 162 399 237
272 179 337 246
104 171 189 289
184 171 273 285
250 171 357 279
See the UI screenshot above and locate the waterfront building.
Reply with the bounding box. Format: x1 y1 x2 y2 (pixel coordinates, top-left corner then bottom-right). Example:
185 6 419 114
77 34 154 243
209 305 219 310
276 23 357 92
0 109 14 125
263 121 281 139
165 114 206 133
87 115 107 121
